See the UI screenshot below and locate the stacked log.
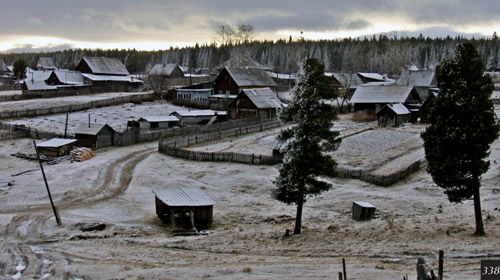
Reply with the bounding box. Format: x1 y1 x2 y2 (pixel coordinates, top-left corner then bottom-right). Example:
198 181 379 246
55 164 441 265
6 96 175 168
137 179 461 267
70 148 94 162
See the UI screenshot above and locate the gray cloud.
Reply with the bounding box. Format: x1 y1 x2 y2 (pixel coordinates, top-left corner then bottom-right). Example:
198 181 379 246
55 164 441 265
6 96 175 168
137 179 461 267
0 0 498 48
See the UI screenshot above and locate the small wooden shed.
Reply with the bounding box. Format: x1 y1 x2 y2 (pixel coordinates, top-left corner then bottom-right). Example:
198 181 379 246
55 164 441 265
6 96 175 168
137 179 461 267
153 187 215 230
377 103 411 127
352 201 376 221
75 123 115 149
36 138 77 158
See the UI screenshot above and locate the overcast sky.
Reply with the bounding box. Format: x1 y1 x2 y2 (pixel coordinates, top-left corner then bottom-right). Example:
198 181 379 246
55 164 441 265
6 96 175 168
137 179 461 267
0 0 499 52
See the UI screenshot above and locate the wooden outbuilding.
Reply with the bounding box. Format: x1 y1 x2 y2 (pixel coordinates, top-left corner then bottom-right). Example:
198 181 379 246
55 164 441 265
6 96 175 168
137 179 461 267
350 85 422 112
74 123 115 149
134 116 180 129
377 103 411 127
36 138 77 158
170 110 227 125
228 87 284 119
213 67 277 96
148 63 185 78
352 201 376 221
153 187 215 230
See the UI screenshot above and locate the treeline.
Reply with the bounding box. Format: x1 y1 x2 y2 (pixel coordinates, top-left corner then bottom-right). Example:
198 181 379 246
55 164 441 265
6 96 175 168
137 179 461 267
2 35 500 75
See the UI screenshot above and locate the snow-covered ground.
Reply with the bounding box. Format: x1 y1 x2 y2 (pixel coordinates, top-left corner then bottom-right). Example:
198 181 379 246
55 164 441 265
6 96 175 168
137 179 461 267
4 100 185 133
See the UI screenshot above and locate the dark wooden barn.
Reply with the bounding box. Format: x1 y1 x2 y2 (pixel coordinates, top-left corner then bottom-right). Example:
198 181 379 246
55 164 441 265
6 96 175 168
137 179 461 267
376 103 411 127
153 187 215 231
74 123 115 149
148 63 185 78
352 201 376 221
350 85 422 112
213 67 277 96
36 138 77 158
228 87 284 119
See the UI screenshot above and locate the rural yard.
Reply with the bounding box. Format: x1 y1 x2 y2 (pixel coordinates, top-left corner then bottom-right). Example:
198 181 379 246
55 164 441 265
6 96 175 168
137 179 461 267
1 105 500 279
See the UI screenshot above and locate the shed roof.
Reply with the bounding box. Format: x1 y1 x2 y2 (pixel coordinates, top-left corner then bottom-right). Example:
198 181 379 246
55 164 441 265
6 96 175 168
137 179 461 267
377 103 410 115
353 201 375 208
75 123 115 135
171 110 227 117
53 70 84 85
82 73 142 83
224 67 277 87
358 72 385 81
326 72 364 88
139 116 180 122
37 138 77 148
37 57 56 70
153 187 215 207
148 63 184 76
24 69 53 81
80 57 129 75
24 80 57 91
350 85 414 104
396 69 436 86
240 87 283 109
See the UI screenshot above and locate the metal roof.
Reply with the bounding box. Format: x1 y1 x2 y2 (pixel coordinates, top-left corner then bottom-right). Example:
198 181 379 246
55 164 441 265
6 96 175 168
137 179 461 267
75 123 114 135
148 63 183 76
377 103 410 115
37 57 56 70
326 72 364 88
353 201 375 208
358 72 385 81
37 138 77 148
171 110 227 117
53 70 84 85
241 87 284 109
350 85 414 104
82 73 142 83
139 116 179 122
24 69 53 81
396 69 436 86
24 80 57 91
224 67 277 87
81 57 129 75
153 187 215 207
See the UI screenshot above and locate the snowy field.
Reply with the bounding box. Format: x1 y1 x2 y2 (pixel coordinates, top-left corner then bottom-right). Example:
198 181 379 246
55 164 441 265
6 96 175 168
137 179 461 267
0 91 151 113
4 100 185 133
1 134 500 279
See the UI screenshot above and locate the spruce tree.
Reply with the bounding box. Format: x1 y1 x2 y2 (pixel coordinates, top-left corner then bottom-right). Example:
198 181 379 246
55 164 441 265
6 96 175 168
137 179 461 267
421 43 499 236
272 58 341 234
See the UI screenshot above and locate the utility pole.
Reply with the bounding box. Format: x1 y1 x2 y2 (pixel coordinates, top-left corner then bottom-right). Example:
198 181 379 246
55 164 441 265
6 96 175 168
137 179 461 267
33 141 61 225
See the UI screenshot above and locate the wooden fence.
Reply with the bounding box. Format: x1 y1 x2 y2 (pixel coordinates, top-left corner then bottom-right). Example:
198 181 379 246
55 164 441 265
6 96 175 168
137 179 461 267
159 147 283 165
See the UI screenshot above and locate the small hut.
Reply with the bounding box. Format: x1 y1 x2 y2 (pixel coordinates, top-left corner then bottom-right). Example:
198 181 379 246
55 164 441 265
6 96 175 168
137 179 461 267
352 201 376 221
136 116 180 129
377 103 411 127
153 187 215 231
36 138 77 158
74 123 115 149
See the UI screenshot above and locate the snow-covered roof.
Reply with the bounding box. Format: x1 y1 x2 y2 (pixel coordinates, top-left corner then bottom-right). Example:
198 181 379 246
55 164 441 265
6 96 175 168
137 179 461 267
75 123 115 135
353 201 375 208
350 85 414 104
326 72 365 88
224 67 278 87
139 116 180 122
37 138 77 148
377 103 410 115
53 70 84 85
396 69 436 87
153 187 215 207
23 80 57 91
80 57 129 75
171 110 227 117
37 57 56 70
82 73 143 83
24 69 53 81
240 87 284 109
358 72 385 82
148 63 183 76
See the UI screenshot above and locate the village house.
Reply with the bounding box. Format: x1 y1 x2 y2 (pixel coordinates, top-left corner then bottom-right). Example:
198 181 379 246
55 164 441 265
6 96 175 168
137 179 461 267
148 63 185 78
350 85 422 112
376 103 411 127
130 116 180 129
213 67 277 96
75 57 143 92
170 110 227 125
36 57 57 70
36 138 77 158
396 69 437 87
228 87 284 119
74 123 115 149
153 187 215 231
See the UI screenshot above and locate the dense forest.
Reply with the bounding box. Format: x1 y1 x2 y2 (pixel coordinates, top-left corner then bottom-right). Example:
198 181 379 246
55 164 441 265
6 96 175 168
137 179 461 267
2 35 499 76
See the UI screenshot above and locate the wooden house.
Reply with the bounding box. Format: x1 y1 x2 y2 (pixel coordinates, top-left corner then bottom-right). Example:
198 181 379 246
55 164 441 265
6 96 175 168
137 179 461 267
36 57 57 70
74 123 115 149
153 187 215 230
46 70 84 86
350 85 422 112
135 116 180 129
228 87 284 119
357 72 386 83
376 103 411 127
148 63 185 78
213 67 277 96
396 69 436 87
36 138 77 158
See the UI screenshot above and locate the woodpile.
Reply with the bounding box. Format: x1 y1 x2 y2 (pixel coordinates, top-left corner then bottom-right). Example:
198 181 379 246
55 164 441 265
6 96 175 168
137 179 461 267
70 148 94 162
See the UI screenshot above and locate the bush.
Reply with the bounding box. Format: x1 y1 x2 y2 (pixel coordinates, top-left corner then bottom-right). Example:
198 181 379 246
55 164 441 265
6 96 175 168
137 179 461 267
352 110 377 122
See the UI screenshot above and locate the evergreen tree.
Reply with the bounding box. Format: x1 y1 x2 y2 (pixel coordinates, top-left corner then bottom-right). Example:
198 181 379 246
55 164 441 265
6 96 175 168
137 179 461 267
13 59 27 80
421 43 499 236
272 58 341 234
